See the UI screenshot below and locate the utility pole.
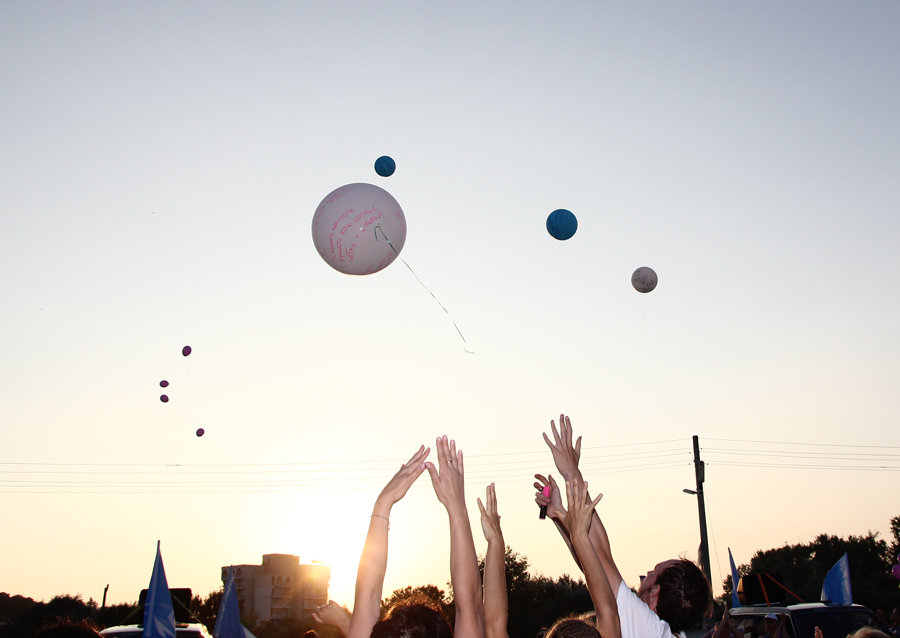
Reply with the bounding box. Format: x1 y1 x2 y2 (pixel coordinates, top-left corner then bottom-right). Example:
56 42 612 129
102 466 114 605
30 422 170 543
692 435 713 586
102 584 109 609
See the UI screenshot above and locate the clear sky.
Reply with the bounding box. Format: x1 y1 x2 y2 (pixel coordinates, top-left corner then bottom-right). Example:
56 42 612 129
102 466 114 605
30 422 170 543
2 0 899 611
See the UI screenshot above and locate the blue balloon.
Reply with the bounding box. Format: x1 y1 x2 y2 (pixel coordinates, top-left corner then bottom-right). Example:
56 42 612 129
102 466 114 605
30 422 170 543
546 209 577 240
374 155 396 177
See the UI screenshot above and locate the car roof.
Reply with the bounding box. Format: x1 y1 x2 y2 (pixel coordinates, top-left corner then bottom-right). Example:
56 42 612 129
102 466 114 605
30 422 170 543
100 623 212 638
731 603 870 613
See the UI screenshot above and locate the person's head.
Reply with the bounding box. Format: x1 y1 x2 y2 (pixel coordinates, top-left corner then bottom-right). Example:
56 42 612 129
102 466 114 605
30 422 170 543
543 618 601 638
576 611 597 625
371 593 452 638
847 628 890 638
763 613 779 635
638 558 711 634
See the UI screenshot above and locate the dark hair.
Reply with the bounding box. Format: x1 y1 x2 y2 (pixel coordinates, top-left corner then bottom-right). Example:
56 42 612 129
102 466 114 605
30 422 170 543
371 593 452 638
543 618 601 638
654 559 711 633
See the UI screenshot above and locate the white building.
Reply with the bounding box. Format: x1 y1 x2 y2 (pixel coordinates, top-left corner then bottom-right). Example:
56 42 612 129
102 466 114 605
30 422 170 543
222 554 330 624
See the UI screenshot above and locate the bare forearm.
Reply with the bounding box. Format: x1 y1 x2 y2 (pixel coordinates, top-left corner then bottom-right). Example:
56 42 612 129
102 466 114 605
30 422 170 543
483 538 508 638
348 507 391 638
572 532 621 638
448 508 486 638
588 509 622 590
550 516 583 571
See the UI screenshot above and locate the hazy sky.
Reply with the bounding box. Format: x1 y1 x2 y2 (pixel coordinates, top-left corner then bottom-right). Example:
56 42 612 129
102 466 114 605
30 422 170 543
2 1 899 611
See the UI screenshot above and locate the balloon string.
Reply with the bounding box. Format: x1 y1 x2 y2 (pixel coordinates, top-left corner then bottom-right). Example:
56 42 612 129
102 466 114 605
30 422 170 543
375 224 475 355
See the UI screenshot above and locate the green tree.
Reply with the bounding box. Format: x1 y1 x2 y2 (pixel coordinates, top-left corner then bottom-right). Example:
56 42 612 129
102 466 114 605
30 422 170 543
1 594 95 638
192 590 222 633
889 515 900 564
93 601 140 629
0 593 36 623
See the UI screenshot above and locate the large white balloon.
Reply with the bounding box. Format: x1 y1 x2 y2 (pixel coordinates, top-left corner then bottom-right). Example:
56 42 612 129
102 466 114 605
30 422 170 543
311 183 407 275
631 266 658 293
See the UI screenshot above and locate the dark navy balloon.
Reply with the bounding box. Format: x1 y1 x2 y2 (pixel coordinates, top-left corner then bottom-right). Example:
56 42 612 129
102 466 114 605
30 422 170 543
374 155 396 177
546 209 577 240
159 380 169 388
196 427 205 437
182 345 192 357
160 394 169 403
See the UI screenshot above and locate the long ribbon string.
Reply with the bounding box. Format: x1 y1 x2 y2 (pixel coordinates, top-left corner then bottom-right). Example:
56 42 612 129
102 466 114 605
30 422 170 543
375 224 475 355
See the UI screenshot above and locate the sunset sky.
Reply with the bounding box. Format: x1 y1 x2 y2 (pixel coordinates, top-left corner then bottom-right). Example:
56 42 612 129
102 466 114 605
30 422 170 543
2 1 899 611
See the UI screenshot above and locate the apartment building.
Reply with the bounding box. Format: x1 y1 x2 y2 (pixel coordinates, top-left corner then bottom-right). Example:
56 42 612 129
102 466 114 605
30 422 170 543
222 554 330 624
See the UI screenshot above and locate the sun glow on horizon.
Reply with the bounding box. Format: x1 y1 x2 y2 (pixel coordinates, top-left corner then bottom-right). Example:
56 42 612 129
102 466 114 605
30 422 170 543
265 488 372 608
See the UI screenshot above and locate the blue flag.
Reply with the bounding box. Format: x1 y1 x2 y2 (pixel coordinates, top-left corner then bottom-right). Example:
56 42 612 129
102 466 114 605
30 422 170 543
143 541 176 638
214 568 245 638
728 548 741 607
821 553 852 605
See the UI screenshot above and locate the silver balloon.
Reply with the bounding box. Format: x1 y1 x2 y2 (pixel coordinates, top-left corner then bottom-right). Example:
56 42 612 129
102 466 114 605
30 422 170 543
631 266 658 293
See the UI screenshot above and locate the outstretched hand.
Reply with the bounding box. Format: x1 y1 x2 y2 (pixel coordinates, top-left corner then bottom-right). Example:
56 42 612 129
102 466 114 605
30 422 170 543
425 435 466 513
533 473 566 520
312 600 351 633
375 445 430 511
477 483 503 544
542 414 582 480
564 477 602 537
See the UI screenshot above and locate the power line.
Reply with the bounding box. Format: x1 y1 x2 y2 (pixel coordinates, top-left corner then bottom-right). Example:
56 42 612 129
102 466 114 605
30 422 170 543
703 437 900 449
707 460 900 471
1 436 896 494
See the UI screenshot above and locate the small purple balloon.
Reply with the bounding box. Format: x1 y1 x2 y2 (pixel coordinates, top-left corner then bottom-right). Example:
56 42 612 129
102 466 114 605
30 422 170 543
182 345 192 357
159 380 169 388
196 427 205 437
160 394 169 403
892 564 900 579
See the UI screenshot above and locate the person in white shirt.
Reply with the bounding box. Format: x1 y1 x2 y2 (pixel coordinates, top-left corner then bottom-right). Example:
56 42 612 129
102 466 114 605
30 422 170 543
535 414 711 638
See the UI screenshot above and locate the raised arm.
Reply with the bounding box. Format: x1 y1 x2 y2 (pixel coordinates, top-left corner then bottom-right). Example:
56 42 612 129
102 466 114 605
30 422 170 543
565 478 621 638
426 436 486 638
347 445 430 638
711 609 742 638
543 414 622 589
534 473 582 570
477 483 509 638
